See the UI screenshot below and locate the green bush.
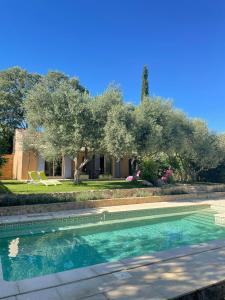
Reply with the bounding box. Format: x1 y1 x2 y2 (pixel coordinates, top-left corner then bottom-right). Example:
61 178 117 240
199 160 225 183
139 157 159 183
167 175 175 184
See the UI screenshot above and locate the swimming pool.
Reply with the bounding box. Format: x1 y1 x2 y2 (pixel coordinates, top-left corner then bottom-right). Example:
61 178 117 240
1 204 225 281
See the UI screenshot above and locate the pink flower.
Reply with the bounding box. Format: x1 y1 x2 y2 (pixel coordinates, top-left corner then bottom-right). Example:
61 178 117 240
126 176 135 182
136 170 141 177
165 169 173 177
161 168 173 183
161 176 168 182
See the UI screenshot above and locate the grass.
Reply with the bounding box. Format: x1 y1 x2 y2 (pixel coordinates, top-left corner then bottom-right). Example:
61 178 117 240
0 180 147 195
0 179 151 207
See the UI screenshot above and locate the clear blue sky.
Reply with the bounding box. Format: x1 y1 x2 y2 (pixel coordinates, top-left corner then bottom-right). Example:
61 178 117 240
0 0 225 132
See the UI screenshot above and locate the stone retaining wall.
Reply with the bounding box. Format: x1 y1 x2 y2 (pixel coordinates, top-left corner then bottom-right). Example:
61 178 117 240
1 191 225 217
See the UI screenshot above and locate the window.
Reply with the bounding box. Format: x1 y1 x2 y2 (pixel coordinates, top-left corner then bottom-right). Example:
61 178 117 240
45 158 62 177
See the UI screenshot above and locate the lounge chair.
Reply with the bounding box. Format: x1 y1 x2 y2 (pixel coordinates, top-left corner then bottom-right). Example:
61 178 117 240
28 171 41 185
38 171 62 185
28 171 59 186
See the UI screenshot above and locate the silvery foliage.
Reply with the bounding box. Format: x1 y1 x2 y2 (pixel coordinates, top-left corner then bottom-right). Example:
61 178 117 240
25 77 94 162
24 77 225 181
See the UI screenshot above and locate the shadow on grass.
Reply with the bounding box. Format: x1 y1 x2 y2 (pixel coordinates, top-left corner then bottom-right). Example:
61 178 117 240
0 181 25 185
78 180 146 190
0 181 13 194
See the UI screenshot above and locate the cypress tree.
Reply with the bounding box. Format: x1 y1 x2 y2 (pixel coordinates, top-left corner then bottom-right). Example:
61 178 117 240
141 65 149 102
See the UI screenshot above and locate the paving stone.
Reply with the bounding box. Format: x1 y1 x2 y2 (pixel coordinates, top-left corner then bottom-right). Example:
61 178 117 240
185 264 225 286
112 271 132 280
121 254 159 269
0 281 19 298
150 279 200 299
57 274 120 300
136 262 225 299
128 265 163 284
0 259 3 280
91 261 126 275
16 288 61 300
17 274 61 294
106 282 166 300
185 247 225 265
57 266 96 284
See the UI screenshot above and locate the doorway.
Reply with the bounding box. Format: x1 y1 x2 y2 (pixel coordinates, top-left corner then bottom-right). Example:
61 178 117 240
45 158 62 177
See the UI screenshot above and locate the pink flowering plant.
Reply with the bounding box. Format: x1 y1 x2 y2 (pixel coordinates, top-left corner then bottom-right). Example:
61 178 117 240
161 167 174 183
126 170 141 182
126 176 135 182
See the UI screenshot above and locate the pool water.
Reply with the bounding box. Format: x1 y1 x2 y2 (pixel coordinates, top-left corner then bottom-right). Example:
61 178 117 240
1 206 225 281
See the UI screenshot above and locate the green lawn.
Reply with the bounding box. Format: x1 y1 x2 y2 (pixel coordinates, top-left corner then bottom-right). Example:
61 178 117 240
0 180 146 194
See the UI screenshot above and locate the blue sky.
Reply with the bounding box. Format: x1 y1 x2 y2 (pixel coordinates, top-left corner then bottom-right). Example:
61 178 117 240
0 0 225 132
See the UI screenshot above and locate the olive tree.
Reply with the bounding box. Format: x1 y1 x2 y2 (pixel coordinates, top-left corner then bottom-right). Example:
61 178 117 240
25 80 129 183
180 119 225 181
25 78 95 183
103 103 136 160
134 97 173 156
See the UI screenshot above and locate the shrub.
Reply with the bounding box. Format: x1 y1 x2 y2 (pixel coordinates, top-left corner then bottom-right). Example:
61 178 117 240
133 190 151 197
167 175 175 184
111 190 127 198
153 187 188 195
75 191 105 201
139 156 159 183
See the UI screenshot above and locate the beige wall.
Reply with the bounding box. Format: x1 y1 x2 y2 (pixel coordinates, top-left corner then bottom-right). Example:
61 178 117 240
112 158 129 178
13 129 38 180
120 158 129 178
0 154 14 179
13 150 38 180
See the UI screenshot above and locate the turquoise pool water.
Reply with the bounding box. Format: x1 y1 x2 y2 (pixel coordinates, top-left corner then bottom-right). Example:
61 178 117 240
1 205 225 281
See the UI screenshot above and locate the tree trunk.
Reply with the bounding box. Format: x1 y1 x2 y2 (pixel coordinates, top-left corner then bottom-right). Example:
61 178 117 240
74 166 80 184
190 170 197 182
74 157 80 184
131 157 139 176
73 156 89 184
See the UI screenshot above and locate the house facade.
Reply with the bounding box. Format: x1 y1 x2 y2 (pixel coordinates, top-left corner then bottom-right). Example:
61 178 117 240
7 129 131 180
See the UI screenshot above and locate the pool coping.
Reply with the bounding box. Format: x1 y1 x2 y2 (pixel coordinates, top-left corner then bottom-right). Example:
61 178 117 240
0 199 220 225
1 199 225 299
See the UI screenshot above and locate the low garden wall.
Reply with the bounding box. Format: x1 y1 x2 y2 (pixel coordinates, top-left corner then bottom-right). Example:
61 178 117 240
1 191 225 216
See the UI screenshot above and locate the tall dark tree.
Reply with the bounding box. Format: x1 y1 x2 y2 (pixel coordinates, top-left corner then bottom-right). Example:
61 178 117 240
0 67 41 153
141 65 149 102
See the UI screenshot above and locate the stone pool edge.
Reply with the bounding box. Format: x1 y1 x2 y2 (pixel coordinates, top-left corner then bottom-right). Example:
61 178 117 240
0 200 217 225
1 200 225 299
1 239 225 299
